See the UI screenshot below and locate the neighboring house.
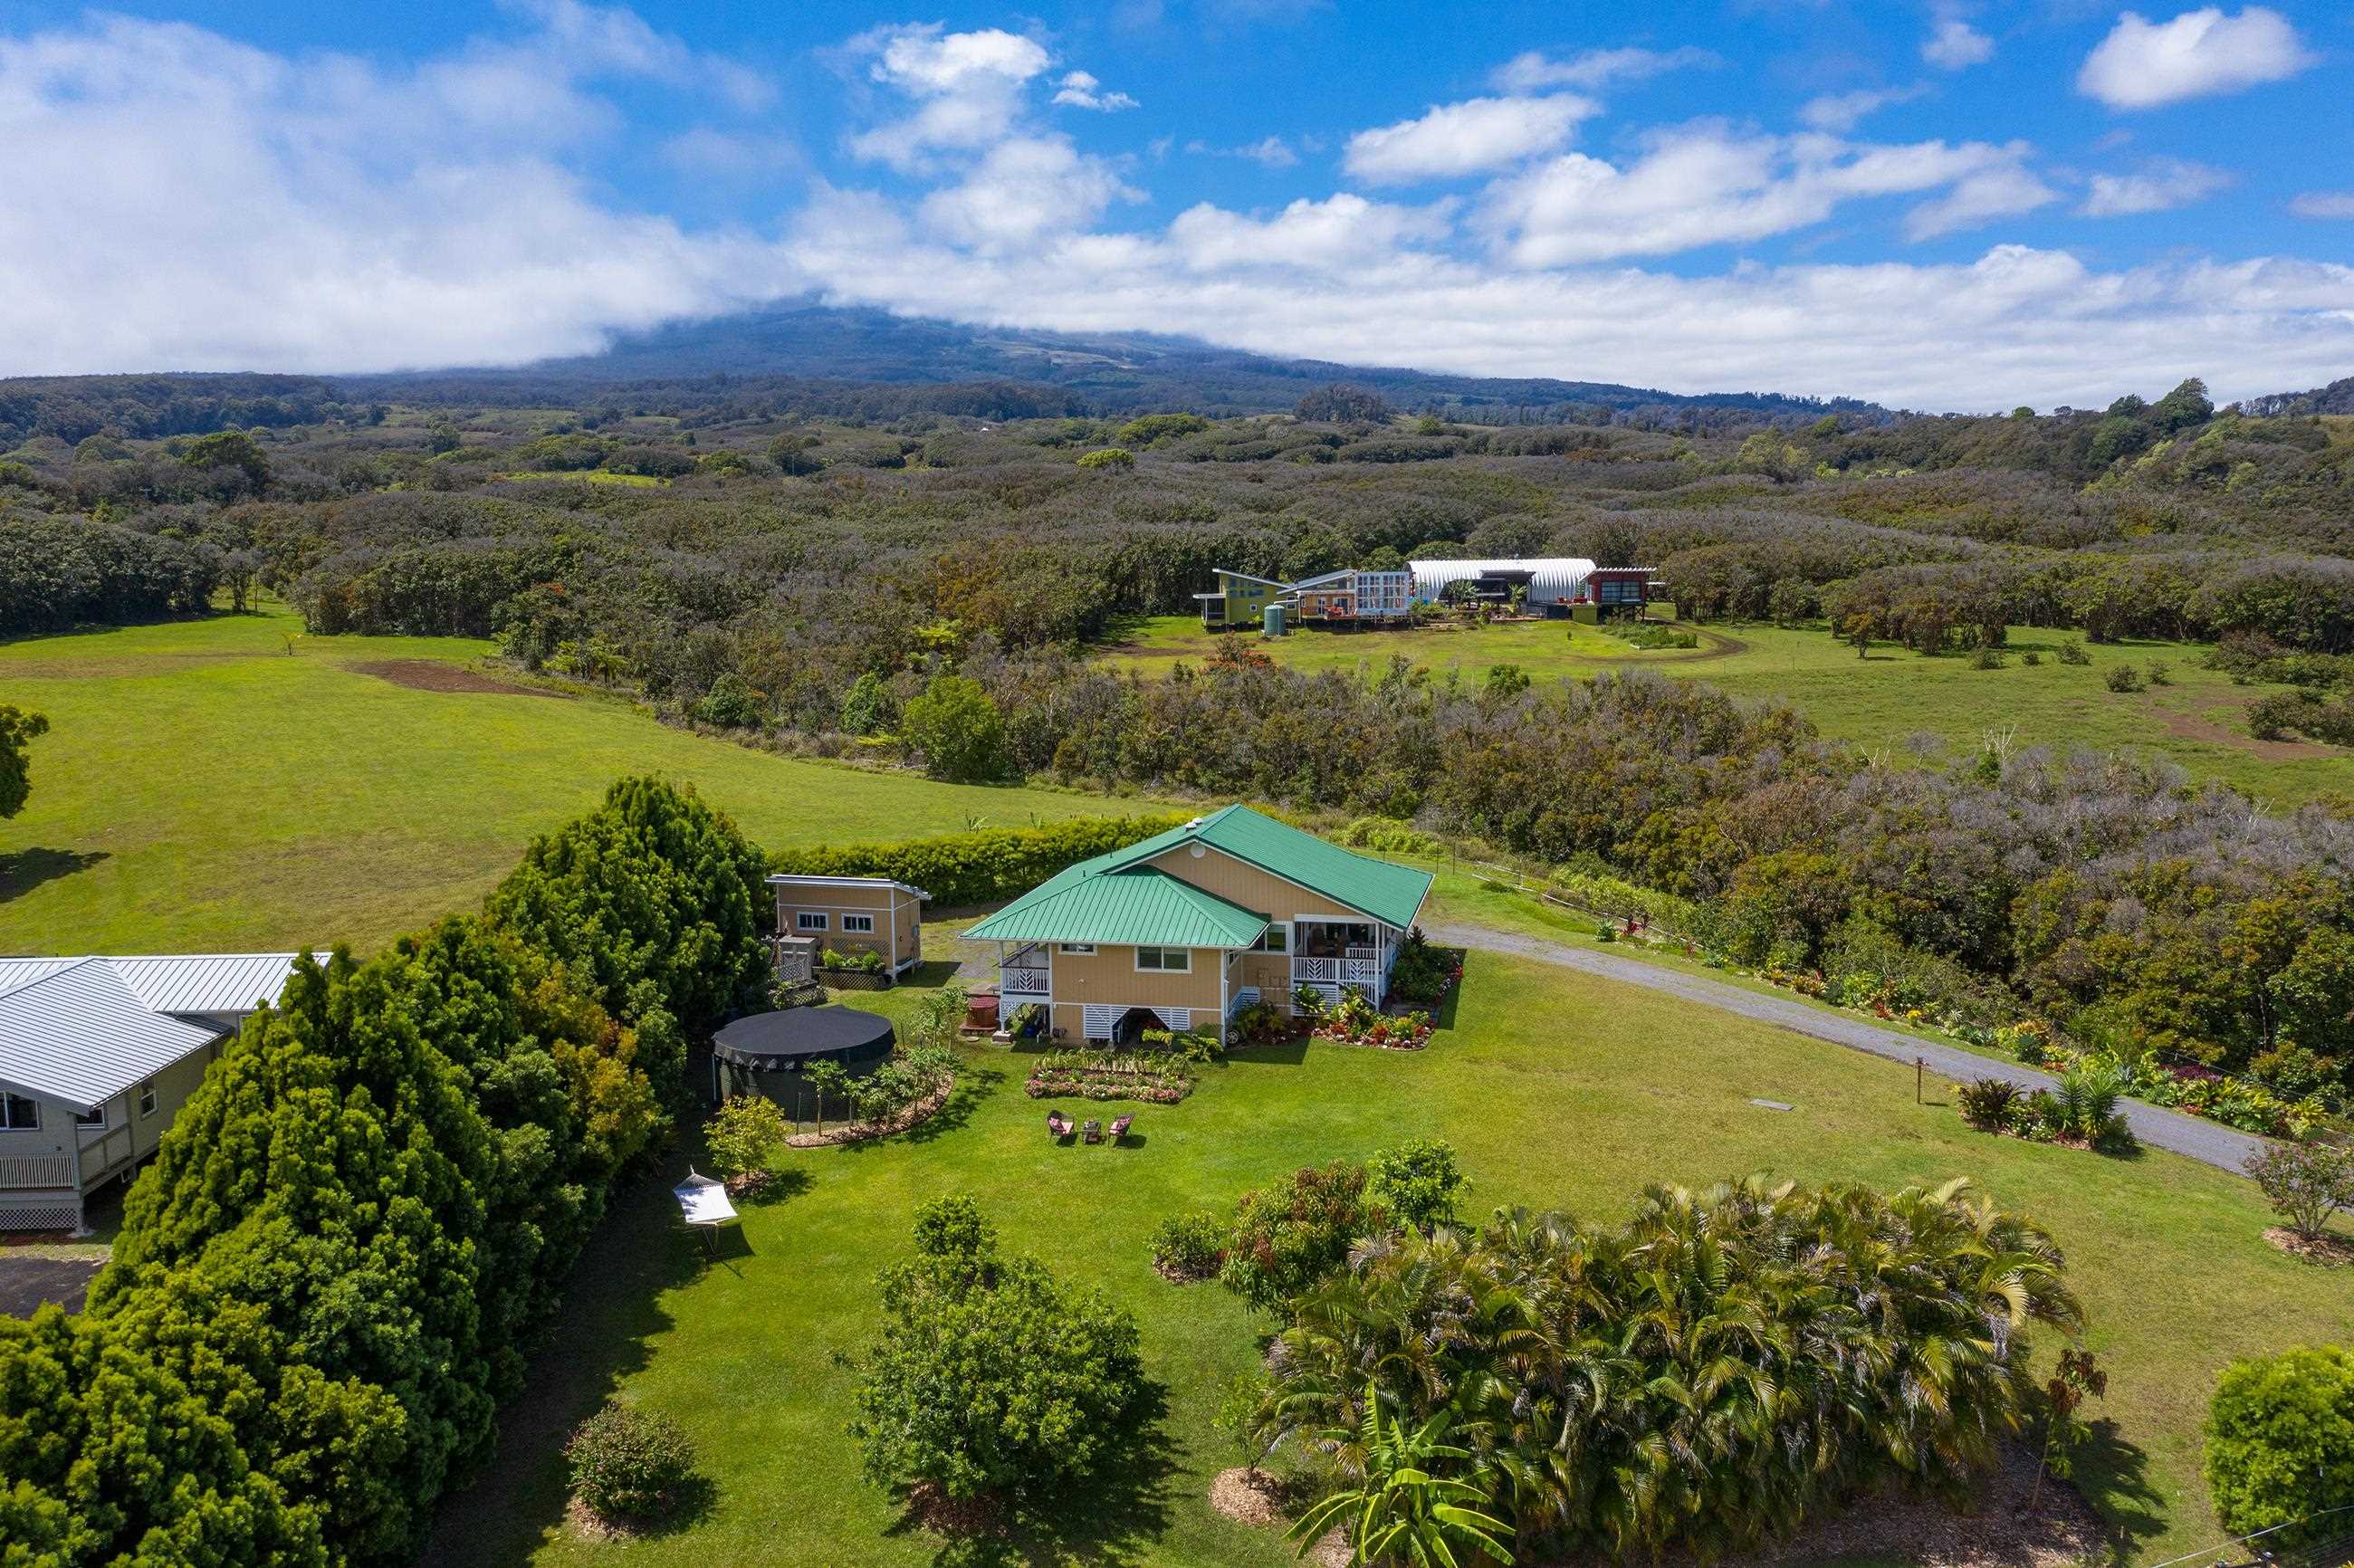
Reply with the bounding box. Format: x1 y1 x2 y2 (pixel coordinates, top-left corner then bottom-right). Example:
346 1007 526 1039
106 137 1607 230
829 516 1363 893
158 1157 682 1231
0 953 307 1233
968 806 1432 1045
1193 569 1289 630
1196 567 1414 628
767 875 928 976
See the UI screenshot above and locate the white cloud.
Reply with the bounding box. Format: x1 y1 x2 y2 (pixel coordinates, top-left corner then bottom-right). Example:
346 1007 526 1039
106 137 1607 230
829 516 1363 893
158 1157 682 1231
2078 6 2314 110
6 8 2354 414
1188 136 1299 167
507 0 777 111
1799 84 1929 133
1344 95 1597 185
845 24 1050 167
1922 16 1995 70
2081 157 2233 216
0 12 796 373
1903 162 2058 238
660 126 798 177
1051 70 1137 111
1490 46 1716 92
916 134 1138 248
783 214 2354 410
1480 128 2051 264
2291 191 2354 220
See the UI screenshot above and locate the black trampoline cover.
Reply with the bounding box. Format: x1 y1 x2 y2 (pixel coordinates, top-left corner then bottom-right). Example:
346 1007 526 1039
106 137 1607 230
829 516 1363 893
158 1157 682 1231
712 1005 895 1067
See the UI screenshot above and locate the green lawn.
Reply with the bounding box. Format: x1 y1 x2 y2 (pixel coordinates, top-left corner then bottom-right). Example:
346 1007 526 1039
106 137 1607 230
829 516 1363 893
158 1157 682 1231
421 937 2354 1568
1097 614 2354 804
0 607 1157 955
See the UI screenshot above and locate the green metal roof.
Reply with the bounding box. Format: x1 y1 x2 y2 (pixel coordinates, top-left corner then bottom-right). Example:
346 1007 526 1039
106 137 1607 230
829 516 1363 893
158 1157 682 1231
966 866 1268 949
966 805 1432 949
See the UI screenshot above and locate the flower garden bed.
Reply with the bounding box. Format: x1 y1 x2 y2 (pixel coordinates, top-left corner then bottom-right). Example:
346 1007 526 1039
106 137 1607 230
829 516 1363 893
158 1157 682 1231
1023 1049 1194 1104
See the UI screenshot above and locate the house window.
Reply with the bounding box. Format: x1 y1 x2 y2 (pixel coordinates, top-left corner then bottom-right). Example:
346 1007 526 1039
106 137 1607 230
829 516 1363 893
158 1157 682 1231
841 914 875 933
1253 924 1288 954
139 1079 158 1117
1 1093 37 1130
1134 946 1192 973
1058 942 1096 954
796 912 829 932
75 1104 106 1130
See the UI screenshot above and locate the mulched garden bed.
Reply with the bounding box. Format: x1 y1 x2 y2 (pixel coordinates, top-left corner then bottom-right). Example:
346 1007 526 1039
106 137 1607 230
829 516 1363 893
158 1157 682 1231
1209 1468 1297 1527
2264 1225 2354 1267
782 1080 952 1146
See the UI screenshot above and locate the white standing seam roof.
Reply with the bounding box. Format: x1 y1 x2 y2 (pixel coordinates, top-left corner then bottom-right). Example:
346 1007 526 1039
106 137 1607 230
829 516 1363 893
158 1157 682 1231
1408 558 1597 600
766 875 932 900
0 953 305 1111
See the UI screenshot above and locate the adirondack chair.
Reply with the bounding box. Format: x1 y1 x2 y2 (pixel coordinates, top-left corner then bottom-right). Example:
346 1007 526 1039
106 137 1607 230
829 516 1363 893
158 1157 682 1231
1047 1110 1073 1139
1108 1114 1134 1142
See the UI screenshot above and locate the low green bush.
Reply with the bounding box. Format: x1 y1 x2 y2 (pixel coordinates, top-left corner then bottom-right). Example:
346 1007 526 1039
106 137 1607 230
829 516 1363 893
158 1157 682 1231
1147 1211 1227 1279
819 947 887 973
2103 664 2145 693
2203 1345 2354 1544
566 1401 703 1522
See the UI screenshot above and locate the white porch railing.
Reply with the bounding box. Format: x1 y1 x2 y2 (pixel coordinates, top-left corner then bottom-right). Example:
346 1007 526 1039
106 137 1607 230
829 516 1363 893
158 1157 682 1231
1000 966 1050 997
1292 957 1381 988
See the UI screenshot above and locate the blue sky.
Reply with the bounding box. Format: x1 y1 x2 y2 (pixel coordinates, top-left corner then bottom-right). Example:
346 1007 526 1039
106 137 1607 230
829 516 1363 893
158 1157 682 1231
1 0 2349 406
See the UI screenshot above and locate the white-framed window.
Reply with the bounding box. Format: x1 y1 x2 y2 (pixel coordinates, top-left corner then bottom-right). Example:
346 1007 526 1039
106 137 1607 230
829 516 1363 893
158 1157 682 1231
139 1079 158 1117
1058 942 1096 954
1253 923 1288 954
1134 946 1192 973
74 1103 105 1129
1 1093 38 1130
841 914 875 933
796 912 829 932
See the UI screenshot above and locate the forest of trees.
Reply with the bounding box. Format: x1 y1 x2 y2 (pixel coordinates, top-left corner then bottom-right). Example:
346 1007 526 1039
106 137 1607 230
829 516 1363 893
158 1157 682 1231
6 375 2354 1095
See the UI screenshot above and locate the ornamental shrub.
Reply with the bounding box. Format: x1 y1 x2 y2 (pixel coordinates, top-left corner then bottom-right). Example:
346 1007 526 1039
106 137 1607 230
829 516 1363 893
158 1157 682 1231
1148 1211 1228 1279
1219 1160 1378 1315
1366 1137 1465 1232
2243 1141 2354 1244
849 1200 1144 1501
1957 1077 2023 1131
707 1095 791 1183
2204 1345 2354 1544
567 1401 703 1522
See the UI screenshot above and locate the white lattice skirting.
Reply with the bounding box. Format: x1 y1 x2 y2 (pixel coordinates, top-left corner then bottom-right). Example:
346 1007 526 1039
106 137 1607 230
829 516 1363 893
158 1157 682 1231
1081 1004 1191 1039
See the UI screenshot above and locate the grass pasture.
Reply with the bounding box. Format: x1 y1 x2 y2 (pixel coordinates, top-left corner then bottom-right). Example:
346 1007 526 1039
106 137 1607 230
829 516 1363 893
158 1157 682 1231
421 938 2354 1568
0 607 1153 955
1096 614 2354 803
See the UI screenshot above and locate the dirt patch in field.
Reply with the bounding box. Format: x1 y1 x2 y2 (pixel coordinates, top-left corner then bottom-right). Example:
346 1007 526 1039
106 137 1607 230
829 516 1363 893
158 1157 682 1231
2145 695 2332 760
347 660 571 698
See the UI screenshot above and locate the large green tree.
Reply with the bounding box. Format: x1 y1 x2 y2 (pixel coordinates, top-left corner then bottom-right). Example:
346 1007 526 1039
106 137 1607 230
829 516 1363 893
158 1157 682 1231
848 1198 1144 1502
0 703 48 818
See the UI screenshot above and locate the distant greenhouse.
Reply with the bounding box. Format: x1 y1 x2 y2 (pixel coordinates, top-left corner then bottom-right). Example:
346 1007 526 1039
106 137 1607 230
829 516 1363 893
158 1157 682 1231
1407 558 1597 607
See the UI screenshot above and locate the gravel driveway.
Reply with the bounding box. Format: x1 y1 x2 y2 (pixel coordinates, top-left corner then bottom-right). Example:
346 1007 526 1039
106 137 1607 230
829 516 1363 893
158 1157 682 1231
1423 920 2267 1177
0 1253 102 1317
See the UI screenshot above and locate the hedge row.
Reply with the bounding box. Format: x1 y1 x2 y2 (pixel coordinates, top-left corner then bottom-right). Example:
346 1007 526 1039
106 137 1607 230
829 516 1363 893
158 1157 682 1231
0 778 771 1566
766 812 1188 907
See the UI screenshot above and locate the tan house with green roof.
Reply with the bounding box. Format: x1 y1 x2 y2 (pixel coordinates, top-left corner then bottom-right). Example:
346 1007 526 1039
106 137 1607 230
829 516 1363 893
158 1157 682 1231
967 805 1432 1045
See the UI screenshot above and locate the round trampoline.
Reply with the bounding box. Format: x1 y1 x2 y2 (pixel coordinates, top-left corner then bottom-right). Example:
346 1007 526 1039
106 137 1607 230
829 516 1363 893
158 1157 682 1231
710 1005 896 1117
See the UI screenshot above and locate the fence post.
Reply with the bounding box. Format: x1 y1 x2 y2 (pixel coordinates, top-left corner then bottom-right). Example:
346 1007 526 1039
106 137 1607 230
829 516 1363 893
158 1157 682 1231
1916 1056 1924 1104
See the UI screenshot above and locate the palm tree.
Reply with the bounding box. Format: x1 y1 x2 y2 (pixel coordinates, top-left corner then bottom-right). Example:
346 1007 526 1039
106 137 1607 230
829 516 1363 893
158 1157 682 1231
1287 1380 1515 1567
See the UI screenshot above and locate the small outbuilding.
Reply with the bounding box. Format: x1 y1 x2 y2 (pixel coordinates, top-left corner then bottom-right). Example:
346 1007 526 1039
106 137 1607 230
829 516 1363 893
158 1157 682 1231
710 1004 896 1119
765 875 928 977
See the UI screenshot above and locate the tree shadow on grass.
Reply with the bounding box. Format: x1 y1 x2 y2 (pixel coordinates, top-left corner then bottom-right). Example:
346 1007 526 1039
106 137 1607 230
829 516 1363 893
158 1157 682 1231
0 847 107 905
888 1381 1184 1568
415 1170 711 1568
2072 1417 2167 1560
